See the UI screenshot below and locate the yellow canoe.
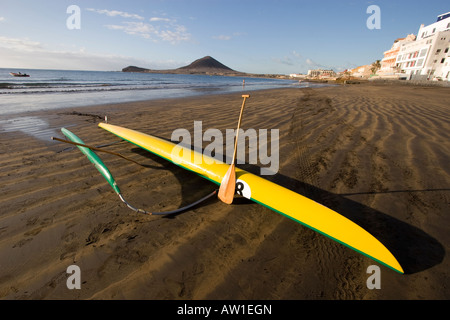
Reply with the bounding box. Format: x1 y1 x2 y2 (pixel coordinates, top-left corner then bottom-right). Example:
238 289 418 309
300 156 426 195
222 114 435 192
99 122 404 274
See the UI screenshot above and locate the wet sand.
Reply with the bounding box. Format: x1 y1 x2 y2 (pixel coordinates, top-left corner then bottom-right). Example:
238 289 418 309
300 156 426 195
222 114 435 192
0 84 449 299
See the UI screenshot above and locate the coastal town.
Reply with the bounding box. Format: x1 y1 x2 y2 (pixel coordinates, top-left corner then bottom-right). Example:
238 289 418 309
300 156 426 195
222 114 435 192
291 12 450 82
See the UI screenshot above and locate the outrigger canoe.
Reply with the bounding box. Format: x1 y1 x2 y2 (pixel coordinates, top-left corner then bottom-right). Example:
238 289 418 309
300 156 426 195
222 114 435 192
97 122 404 274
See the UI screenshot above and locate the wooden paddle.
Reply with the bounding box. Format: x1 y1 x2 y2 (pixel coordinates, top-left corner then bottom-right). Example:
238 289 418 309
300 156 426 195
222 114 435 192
218 94 250 204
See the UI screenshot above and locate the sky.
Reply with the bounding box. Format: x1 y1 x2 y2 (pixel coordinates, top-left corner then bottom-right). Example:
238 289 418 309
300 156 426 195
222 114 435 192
0 0 448 74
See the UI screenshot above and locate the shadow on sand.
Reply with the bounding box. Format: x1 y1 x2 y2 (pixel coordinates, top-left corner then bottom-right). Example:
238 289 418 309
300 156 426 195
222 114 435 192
130 146 444 275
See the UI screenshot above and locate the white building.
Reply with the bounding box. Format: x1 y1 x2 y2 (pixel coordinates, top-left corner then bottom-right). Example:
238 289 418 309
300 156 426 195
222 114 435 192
379 34 416 76
307 69 336 78
396 12 450 81
417 12 450 40
289 73 308 79
350 65 371 78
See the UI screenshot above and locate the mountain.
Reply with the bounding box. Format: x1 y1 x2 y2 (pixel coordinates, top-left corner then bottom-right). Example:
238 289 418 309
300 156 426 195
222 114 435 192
122 66 149 72
122 56 244 75
177 56 235 73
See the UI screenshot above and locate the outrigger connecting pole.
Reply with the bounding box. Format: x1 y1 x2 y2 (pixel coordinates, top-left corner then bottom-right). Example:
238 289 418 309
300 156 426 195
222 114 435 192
52 128 217 216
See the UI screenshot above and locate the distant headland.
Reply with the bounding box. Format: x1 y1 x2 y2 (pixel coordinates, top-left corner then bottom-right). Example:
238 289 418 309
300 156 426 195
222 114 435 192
122 56 244 76
122 56 286 79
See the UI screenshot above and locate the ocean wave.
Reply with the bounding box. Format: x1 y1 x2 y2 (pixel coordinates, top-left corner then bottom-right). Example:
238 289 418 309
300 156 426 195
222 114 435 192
0 70 305 115
0 80 269 95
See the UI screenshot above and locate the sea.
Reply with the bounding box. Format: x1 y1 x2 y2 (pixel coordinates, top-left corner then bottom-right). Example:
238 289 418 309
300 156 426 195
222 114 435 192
0 68 323 115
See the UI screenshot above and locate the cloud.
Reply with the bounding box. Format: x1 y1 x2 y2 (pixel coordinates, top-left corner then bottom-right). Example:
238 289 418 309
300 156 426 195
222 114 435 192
292 51 302 59
305 58 332 70
88 7 191 44
106 21 191 44
212 35 231 41
149 17 172 22
0 17 5 22
159 25 191 43
305 58 316 66
106 22 157 39
0 36 43 52
274 57 295 66
86 8 144 20
0 36 151 70
212 32 245 41
273 51 304 66
271 51 346 73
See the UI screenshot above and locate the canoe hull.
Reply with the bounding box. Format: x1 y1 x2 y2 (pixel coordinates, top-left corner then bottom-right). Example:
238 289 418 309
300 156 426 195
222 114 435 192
98 122 404 274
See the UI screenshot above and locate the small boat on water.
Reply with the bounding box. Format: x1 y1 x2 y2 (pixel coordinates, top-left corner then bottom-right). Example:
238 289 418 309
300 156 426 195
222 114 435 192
10 72 30 77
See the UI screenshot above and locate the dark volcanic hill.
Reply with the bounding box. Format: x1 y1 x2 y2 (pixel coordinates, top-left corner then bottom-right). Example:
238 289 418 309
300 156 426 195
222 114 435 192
177 56 235 73
122 66 149 72
122 56 243 75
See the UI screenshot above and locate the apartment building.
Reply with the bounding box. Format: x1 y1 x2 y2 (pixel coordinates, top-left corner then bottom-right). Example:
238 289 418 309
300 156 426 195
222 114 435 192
379 34 416 76
307 69 336 78
395 12 450 80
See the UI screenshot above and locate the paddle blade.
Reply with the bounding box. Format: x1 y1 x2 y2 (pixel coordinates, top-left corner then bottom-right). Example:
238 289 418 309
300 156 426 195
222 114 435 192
218 164 236 204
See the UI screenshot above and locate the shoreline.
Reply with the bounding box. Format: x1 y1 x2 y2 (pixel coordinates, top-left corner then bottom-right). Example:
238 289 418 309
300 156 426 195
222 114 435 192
0 68 305 116
0 84 449 299
0 87 300 120
1 80 446 121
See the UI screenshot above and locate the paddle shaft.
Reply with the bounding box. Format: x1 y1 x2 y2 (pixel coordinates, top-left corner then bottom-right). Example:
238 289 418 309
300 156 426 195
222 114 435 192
218 94 249 204
231 95 249 165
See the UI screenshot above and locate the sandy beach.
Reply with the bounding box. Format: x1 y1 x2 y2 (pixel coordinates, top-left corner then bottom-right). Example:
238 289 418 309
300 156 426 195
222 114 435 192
0 83 449 300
